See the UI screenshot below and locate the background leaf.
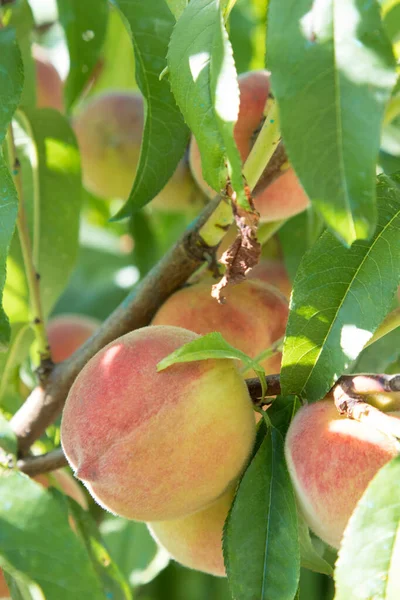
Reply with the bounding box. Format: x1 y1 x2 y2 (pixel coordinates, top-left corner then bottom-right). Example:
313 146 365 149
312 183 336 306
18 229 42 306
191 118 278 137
267 0 396 245
167 0 246 206
113 0 190 217
4 108 82 319
0 412 17 456
335 455 400 600
224 425 300 600
99 516 170 588
281 173 400 401
0 471 104 599
68 499 133 600
0 27 24 350
56 0 109 110
5 0 36 108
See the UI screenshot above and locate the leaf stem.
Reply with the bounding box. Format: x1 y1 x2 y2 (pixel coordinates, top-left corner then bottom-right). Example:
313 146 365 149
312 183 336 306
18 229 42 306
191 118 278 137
242 98 281 191
6 123 51 366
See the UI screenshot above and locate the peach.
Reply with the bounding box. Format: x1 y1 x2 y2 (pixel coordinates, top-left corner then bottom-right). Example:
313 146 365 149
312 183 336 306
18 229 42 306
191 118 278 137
148 486 235 577
248 260 292 299
72 92 205 211
33 46 64 112
284 400 400 549
0 470 87 597
189 70 310 222
61 325 256 522
152 280 288 374
47 314 100 363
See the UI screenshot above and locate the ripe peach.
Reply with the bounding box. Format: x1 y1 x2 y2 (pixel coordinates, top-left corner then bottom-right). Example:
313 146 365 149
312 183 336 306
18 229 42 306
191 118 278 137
0 470 87 597
248 260 292 299
285 400 400 549
61 326 256 522
148 486 235 577
33 46 64 112
47 314 100 363
152 280 288 374
189 70 310 222
72 92 204 211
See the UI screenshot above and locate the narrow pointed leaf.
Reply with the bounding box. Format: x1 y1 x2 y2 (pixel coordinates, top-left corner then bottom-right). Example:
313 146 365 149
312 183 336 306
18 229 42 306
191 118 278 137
0 28 24 350
267 0 397 245
67 499 132 600
112 0 190 218
0 322 33 406
167 0 247 207
157 331 266 393
56 0 109 110
281 173 400 401
335 456 400 600
0 471 104 599
4 108 82 318
224 427 300 600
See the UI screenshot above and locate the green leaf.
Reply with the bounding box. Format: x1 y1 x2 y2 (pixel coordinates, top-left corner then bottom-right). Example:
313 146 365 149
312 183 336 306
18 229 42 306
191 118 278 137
0 322 33 406
5 0 36 108
167 0 247 207
298 514 333 577
0 412 17 456
165 0 188 19
56 0 109 110
86 4 137 97
112 0 190 218
230 0 268 74
335 455 400 600
129 211 159 278
5 108 82 318
0 28 24 350
267 0 397 245
281 173 400 401
267 395 301 436
67 499 133 600
224 427 300 600
0 471 104 599
156 331 266 395
382 0 400 44
99 516 169 587
354 327 400 374
279 208 325 282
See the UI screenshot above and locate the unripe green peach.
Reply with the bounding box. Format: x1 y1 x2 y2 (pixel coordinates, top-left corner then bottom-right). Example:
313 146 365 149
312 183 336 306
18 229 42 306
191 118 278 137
189 70 310 222
152 280 288 374
285 400 400 549
61 326 256 522
148 486 235 577
33 46 64 112
47 314 100 364
72 92 205 212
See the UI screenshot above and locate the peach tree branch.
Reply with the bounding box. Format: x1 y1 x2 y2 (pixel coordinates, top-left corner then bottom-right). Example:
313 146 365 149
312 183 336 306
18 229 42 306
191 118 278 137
14 371 400 477
10 117 288 457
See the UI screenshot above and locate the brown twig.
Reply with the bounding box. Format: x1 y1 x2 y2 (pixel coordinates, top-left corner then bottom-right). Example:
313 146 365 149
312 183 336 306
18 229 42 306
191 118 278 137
332 381 400 441
14 371 400 477
17 448 66 477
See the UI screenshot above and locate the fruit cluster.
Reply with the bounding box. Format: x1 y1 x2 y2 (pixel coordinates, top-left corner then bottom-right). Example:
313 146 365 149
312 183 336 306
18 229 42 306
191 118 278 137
26 55 399 583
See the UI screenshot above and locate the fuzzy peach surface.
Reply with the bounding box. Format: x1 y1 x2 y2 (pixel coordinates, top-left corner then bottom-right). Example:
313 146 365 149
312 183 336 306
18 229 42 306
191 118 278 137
285 400 400 549
61 326 256 522
47 314 100 363
189 70 310 222
152 280 288 374
149 486 235 577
